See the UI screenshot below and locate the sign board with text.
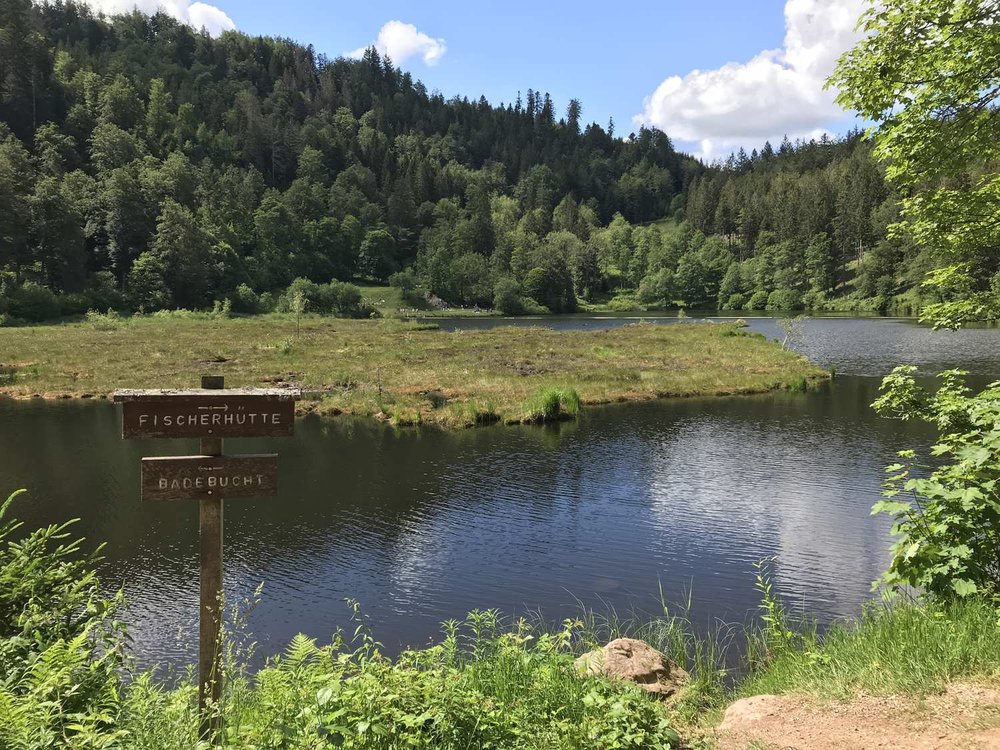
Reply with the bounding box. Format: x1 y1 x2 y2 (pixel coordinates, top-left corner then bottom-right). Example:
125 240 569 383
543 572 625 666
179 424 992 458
141 454 278 501
113 379 299 737
114 388 296 439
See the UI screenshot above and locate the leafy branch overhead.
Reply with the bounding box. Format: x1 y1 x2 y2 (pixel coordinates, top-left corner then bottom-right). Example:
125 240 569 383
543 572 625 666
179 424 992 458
831 0 1000 328
872 367 1000 600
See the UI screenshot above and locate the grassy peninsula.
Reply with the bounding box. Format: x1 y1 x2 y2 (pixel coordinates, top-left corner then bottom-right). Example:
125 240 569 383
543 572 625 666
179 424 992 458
0 316 825 427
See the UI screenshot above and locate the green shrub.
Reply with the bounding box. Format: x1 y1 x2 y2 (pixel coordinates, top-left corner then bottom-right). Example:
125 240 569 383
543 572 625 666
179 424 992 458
230 283 261 314
800 289 827 310
86 309 124 331
0 490 125 746
493 277 524 315
389 269 422 305
85 271 126 313
766 288 803 311
210 298 233 318
522 266 576 313
0 496 681 749
636 268 675 307
722 293 747 310
520 296 551 315
6 282 61 322
279 278 376 319
872 368 1000 600
58 291 92 316
258 291 276 313
124 614 680 749
607 292 642 312
747 290 770 310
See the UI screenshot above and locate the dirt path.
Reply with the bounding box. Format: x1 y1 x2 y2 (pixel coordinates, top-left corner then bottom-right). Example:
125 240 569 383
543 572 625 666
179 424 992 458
714 682 1000 750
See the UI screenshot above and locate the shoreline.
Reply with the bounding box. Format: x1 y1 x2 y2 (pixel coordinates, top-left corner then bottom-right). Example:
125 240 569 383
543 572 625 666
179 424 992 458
0 317 828 428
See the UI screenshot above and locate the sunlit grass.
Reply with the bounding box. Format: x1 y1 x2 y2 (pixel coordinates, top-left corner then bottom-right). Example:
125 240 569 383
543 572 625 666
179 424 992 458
739 597 1000 700
0 316 826 427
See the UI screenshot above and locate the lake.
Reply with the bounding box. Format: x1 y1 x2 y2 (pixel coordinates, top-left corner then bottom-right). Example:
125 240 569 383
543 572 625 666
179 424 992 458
1 316 997 670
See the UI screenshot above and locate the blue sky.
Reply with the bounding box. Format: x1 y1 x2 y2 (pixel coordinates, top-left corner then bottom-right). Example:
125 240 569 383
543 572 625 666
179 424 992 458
87 1 867 160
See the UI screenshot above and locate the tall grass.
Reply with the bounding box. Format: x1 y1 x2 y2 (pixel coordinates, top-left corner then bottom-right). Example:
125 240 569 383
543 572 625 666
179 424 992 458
0 317 826 427
116 612 682 749
740 596 1000 700
521 386 581 423
569 586 734 723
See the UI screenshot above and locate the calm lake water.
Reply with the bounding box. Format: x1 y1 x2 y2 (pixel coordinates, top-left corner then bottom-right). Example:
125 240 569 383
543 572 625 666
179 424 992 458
2 316 998 670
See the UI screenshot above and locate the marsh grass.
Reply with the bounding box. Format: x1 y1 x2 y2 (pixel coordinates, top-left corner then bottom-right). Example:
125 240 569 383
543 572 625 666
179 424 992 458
521 386 581 423
0 317 825 428
114 610 683 750
85 309 126 331
739 596 1000 700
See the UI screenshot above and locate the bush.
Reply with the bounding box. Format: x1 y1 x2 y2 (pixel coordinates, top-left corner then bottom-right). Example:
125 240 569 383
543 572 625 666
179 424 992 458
85 309 124 330
800 289 827 310
607 293 642 312
747 290 770 310
6 282 61 322
636 268 674 307
493 277 524 315
58 291 92 316
766 288 803 311
722 293 747 310
0 495 681 749
0 490 125 745
85 271 126 313
123 615 680 749
522 265 576 313
230 283 261 314
258 291 276 313
210 298 233 318
872 369 1000 600
389 269 422 304
278 278 376 319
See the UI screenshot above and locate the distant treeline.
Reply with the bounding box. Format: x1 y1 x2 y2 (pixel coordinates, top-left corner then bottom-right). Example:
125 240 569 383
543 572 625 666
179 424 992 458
676 135 927 313
0 2 926 323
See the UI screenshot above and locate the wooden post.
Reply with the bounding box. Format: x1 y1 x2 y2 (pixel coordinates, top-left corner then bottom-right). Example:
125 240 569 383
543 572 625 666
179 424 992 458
111 378 298 740
199 374 224 739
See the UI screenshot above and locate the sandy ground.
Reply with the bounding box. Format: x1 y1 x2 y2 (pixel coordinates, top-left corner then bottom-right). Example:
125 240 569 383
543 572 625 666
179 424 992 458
714 682 1000 750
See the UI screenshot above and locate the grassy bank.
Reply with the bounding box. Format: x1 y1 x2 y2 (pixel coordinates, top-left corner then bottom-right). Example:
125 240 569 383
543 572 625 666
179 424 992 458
3 489 998 749
0 315 825 427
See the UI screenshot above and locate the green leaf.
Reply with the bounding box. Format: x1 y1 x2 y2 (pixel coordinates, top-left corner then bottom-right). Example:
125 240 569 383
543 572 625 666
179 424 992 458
951 579 977 597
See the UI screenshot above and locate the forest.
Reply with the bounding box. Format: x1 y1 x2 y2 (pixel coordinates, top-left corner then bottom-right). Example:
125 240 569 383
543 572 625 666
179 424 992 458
0 1 945 322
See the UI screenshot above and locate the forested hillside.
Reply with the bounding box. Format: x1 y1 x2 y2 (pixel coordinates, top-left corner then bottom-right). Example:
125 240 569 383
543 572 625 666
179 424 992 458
0 1 926 321
676 135 925 313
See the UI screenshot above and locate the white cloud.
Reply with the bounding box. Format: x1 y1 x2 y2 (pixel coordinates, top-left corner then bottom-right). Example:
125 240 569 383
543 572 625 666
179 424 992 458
347 20 447 66
78 1 235 37
635 0 867 160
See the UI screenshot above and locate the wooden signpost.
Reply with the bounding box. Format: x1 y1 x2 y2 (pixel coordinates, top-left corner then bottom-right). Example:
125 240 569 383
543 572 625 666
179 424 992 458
113 376 298 738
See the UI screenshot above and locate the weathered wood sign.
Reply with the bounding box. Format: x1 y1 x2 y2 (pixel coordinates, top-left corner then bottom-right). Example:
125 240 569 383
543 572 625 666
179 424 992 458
113 377 299 739
141 454 278 501
116 388 295 439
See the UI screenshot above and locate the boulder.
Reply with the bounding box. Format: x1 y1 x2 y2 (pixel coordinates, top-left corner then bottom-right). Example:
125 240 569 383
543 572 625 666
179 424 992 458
575 637 689 697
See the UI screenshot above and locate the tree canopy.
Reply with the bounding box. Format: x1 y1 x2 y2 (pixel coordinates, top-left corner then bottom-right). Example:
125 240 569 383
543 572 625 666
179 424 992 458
0 0 975 321
831 0 1000 327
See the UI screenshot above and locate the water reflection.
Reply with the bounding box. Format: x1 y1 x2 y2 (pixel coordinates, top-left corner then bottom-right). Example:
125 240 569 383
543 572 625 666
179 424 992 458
0 318 996 670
